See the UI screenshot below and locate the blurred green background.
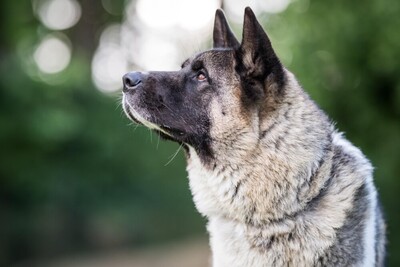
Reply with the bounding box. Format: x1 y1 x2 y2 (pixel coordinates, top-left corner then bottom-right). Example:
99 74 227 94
0 0 399 266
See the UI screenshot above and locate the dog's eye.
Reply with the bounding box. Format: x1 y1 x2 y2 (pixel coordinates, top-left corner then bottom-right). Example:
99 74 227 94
196 72 207 82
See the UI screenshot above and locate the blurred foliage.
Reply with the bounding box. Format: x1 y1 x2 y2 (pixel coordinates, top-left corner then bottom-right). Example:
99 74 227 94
0 0 399 266
0 1 204 266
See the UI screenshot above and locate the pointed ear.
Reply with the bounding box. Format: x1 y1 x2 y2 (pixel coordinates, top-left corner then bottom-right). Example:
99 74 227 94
213 9 240 49
238 7 284 87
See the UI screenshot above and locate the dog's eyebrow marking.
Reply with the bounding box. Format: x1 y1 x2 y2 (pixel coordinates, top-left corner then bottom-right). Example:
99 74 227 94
191 60 204 71
181 59 190 68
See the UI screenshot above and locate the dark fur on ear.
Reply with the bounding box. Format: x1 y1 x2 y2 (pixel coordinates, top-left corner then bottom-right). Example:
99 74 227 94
235 7 285 103
213 9 240 49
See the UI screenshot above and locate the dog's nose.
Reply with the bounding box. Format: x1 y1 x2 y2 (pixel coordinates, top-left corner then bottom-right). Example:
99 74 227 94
123 72 142 92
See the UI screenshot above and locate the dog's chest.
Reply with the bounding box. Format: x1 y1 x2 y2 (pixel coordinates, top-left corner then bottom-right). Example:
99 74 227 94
207 216 326 267
185 150 324 266
184 148 353 267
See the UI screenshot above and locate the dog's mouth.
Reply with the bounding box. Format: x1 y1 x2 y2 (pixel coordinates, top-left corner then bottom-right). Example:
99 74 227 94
158 125 185 137
123 98 185 141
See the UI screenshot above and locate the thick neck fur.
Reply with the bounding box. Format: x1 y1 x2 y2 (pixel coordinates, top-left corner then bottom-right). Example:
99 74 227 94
186 70 370 266
188 71 335 223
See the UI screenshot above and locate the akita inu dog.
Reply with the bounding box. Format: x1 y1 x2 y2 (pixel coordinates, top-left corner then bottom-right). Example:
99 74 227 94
122 7 386 267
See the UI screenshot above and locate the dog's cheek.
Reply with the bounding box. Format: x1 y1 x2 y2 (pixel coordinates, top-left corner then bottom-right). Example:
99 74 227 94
208 96 245 141
208 98 226 140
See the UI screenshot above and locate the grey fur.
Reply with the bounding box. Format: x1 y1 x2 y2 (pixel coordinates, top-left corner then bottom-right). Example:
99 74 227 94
316 183 368 266
122 7 386 267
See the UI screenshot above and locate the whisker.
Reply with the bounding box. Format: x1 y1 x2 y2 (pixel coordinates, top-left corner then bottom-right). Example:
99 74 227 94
164 143 183 166
156 133 161 150
149 128 153 143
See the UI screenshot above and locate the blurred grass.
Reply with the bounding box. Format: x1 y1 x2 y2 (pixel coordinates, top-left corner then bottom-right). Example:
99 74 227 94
16 237 210 267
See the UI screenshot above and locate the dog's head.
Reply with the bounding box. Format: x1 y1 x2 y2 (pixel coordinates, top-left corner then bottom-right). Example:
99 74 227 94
122 7 285 164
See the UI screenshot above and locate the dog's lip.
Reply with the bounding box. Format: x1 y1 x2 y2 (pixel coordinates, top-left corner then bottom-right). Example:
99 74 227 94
159 125 185 137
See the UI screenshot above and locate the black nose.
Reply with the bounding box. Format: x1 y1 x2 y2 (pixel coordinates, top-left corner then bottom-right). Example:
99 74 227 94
123 72 142 92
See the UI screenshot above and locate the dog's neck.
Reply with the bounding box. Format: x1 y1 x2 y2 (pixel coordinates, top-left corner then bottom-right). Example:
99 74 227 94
186 133 334 226
186 73 334 223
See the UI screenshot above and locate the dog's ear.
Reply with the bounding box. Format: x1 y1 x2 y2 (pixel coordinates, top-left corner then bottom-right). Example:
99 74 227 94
213 9 240 49
237 7 284 90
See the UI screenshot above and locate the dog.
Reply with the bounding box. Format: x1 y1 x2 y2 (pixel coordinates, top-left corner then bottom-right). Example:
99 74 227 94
121 7 386 267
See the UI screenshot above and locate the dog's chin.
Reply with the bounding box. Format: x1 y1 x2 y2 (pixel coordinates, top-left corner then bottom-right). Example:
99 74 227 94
123 103 141 125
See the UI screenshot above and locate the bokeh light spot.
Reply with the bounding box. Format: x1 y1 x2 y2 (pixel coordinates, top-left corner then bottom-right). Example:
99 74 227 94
92 46 128 93
92 24 128 93
136 35 179 71
34 34 71 74
136 0 218 30
37 0 81 30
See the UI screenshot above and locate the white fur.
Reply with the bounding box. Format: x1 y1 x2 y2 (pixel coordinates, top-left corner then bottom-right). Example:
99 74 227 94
364 179 377 267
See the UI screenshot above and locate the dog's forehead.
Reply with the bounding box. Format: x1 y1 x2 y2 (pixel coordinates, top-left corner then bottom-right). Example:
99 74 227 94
182 49 234 69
